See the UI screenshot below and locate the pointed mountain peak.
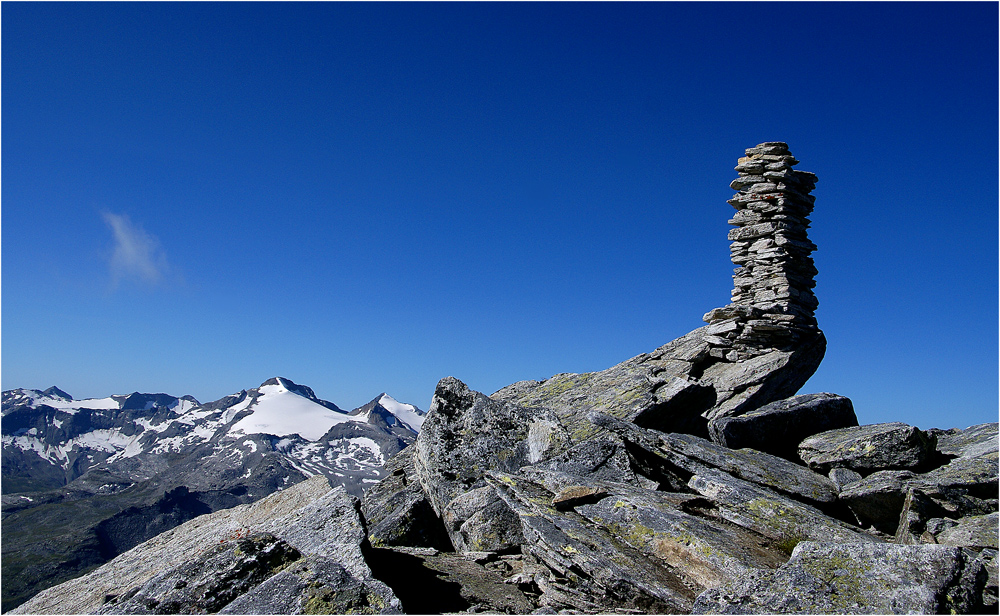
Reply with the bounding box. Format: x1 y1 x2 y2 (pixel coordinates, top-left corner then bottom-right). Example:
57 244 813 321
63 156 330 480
258 377 318 400
41 386 72 400
374 394 426 433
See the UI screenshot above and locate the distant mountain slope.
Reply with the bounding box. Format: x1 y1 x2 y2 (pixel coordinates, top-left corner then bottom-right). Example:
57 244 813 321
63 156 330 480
0 377 426 612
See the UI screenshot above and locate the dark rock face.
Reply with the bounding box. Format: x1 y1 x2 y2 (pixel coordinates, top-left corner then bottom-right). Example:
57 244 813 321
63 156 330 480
708 392 857 460
361 446 452 550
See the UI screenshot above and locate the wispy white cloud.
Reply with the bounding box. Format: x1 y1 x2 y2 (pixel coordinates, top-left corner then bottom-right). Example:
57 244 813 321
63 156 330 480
102 212 171 287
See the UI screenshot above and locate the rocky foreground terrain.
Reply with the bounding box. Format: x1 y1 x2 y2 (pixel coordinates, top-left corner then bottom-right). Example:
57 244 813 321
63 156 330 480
11 143 998 614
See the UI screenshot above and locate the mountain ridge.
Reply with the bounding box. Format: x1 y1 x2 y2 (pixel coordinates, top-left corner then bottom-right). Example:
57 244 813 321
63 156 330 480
0 376 426 611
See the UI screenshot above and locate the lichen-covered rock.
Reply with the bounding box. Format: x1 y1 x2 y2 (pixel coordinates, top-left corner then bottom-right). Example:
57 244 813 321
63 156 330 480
97 533 301 614
536 432 649 488
13 476 400 615
220 555 398 615
692 542 987 614
513 467 788 590
441 486 523 553
361 447 451 550
414 377 570 520
687 468 880 548
932 422 998 460
492 329 826 442
592 412 838 505
912 450 999 506
936 513 1000 550
708 393 857 460
798 422 937 474
844 450 999 536
487 470 699 613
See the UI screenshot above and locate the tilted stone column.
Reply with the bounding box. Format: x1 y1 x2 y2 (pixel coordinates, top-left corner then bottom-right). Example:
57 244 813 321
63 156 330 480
703 142 821 361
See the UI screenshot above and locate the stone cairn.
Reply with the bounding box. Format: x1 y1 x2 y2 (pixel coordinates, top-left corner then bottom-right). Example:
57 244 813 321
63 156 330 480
703 142 820 360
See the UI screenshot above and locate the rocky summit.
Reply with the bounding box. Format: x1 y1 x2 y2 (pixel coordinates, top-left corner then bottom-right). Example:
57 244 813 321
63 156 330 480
10 144 998 615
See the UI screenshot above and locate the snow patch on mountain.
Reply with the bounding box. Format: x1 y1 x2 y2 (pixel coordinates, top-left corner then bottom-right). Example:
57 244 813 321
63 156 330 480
21 392 119 413
377 394 426 432
228 383 363 441
4 428 133 464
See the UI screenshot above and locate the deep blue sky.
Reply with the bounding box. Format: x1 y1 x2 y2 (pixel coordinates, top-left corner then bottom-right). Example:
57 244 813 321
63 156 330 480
3 2 997 429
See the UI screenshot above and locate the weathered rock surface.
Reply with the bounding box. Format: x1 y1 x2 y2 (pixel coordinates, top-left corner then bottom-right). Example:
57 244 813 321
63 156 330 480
219 555 396 615
414 377 569 517
492 328 826 443
488 469 701 613
692 542 987 614
96 533 302 614
441 486 523 553
592 412 839 505
798 422 938 474
828 467 862 491
686 468 878 546
937 513 1000 550
843 447 999 536
708 393 857 459
12 476 400 615
932 422 998 460
413 376 569 551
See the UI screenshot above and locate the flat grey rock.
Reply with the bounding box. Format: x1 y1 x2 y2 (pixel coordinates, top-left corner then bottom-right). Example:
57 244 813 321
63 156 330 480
12 476 400 615
692 541 986 614
798 422 937 474
592 412 838 505
937 513 1000 550
933 423 998 460
828 467 862 491
687 468 880 547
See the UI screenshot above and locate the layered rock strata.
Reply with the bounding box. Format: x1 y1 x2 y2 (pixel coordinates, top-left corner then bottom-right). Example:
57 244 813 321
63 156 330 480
702 141 821 360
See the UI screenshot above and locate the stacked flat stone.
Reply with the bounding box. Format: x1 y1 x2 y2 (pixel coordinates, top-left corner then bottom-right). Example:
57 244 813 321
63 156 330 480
703 142 819 360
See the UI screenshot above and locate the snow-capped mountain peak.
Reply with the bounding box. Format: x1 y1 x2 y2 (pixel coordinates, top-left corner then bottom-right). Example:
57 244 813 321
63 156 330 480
3 378 423 502
376 393 426 432
227 378 361 442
